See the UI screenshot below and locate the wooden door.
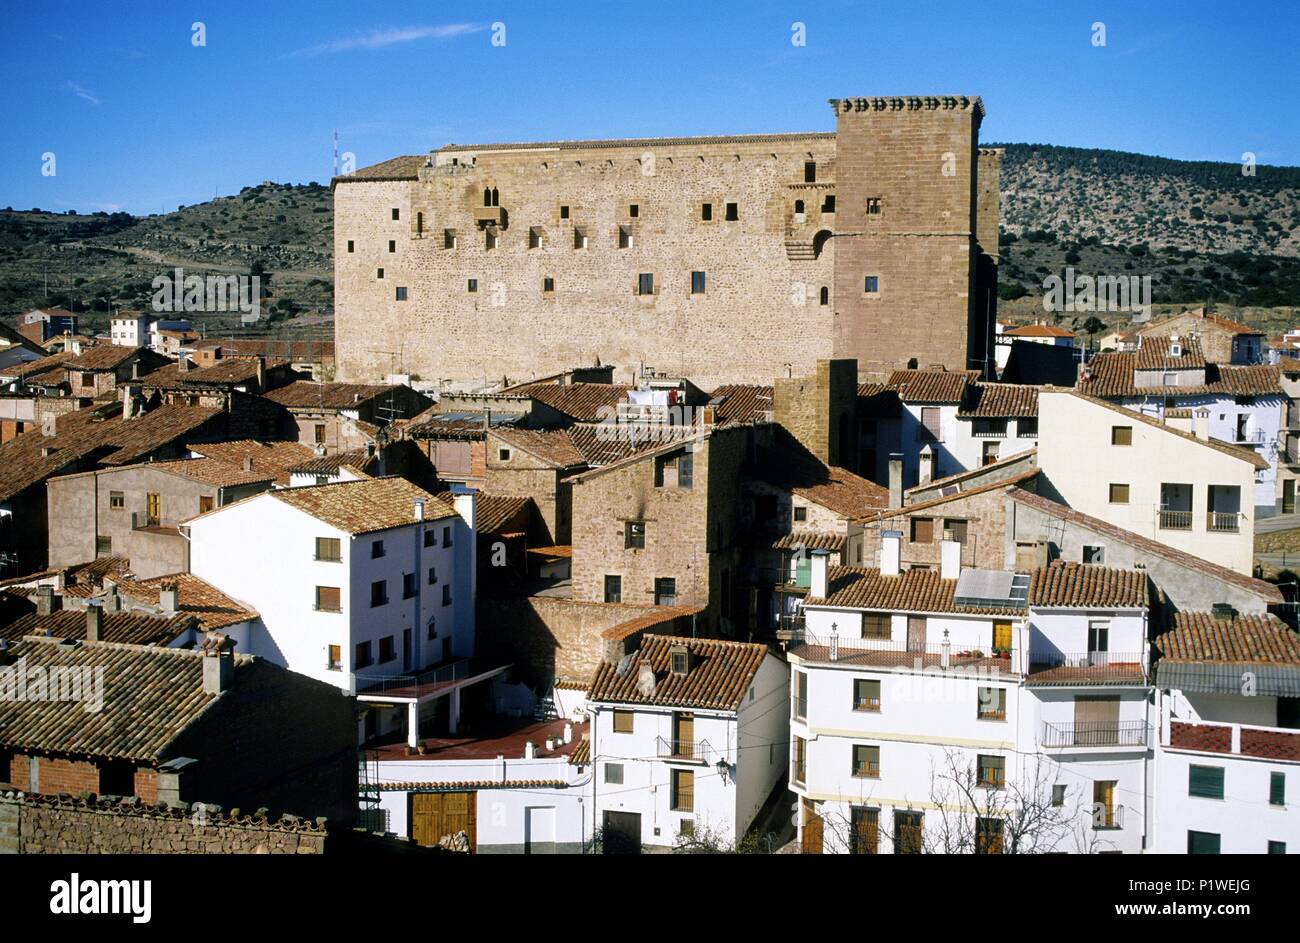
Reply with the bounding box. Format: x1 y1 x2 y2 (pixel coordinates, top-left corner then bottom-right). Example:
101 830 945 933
906 616 926 653
410 791 477 851
993 621 1013 652
1074 696 1120 746
146 492 160 525
675 712 694 753
801 799 823 854
1286 479 1296 515
602 811 642 854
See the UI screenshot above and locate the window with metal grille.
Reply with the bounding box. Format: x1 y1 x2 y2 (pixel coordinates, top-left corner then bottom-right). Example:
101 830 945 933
977 687 1006 720
861 612 891 639
315 537 341 562
853 679 881 712
852 744 880 778
977 755 1005 788
314 585 340 612
670 769 694 811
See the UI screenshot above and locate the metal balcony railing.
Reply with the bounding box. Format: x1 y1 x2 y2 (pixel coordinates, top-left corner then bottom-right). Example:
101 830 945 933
355 658 472 695
655 737 711 763
1157 508 1193 531
1042 720 1151 748
1207 510 1242 533
785 628 1014 669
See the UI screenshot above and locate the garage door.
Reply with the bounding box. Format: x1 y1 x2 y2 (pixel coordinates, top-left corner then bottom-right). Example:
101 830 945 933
602 810 642 854
525 806 557 854
410 791 477 852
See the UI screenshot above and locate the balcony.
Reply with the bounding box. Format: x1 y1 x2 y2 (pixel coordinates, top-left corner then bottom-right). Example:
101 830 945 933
1093 804 1125 830
1041 720 1151 749
1206 510 1241 533
1157 509 1192 531
474 206 507 228
785 628 1016 673
1027 651 1147 685
1167 720 1300 762
656 737 711 763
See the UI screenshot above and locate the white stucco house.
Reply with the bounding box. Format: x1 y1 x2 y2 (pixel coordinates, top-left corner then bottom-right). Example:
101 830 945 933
587 634 789 851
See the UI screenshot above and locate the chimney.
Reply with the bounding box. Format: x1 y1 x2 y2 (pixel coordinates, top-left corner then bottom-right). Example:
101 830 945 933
36 584 56 616
940 534 961 580
131 360 141 380
179 356 190 372
414 499 426 522
102 586 121 613
918 445 935 486
453 491 476 531
563 723 573 745
159 582 179 615
523 741 537 760
809 549 830 599
85 603 102 642
888 453 904 508
121 384 136 421
880 530 902 577
255 355 266 391
1194 407 1210 440
636 660 657 698
200 632 235 695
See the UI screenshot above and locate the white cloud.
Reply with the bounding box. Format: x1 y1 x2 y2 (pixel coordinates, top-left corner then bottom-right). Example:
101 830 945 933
290 23 485 58
65 82 100 106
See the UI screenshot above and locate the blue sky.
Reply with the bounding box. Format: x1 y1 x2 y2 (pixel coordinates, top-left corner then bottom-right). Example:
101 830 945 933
1 0 1296 215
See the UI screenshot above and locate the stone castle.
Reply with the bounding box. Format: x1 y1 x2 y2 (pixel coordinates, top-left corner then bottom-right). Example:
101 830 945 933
332 95 1002 388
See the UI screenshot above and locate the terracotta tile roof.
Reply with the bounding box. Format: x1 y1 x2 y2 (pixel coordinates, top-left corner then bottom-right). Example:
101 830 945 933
263 380 401 410
772 532 847 553
709 384 774 424
809 566 1024 616
266 476 457 535
141 357 291 388
0 556 132 594
436 491 531 534
1156 612 1300 665
332 154 425 184
958 383 1040 418
113 572 258 632
0 607 196 646
145 456 276 488
374 780 571 791
1134 335 1207 370
1003 324 1074 339
0 401 223 502
0 636 254 761
568 737 590 766
494 427 588 468
588 633 769 712
1138 309 1263 338
1007 488 1282 602
61 345 142 372
1067 390 1269 470
886 369 979 404
288 447 380 477
866 467 1040 523
857 382 902 418
1028 562 1148 609
185 440 318 486
565 422 695 466
598 605 704 642
218 338 335 362
904 448 1038 497
510 381 632 421
789 466 889 519
6 350 74 380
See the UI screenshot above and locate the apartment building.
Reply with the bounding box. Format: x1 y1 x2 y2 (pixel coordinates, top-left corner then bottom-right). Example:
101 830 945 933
788 543 1153 853
109 311 156 347
587 634 789 851
1135 307 1265 365
187 476 475 695
263 380 431 453
1037 389 1263 575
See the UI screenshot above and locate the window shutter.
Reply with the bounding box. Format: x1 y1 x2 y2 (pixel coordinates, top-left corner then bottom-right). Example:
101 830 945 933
1270 772 1286 806
1188 765 1225 799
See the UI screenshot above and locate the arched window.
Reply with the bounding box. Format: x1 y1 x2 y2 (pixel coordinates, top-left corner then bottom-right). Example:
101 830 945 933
483 188 492 207
490 187 500 207
416 211 423 235
819 286 829 306
794 200 805 215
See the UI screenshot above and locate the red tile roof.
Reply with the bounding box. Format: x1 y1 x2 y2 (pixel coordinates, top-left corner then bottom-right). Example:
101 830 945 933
709 384 774 424
1134 335 1207 370
1157 612 1300 665
588 634 770 712
264 380 402 410
511 381 632 422
958 383 1040 418
886 368 980 403
1028 562 1148 609
494 427 588 468
113 572 258 632
1004 324 1074 339
809 566 1024 616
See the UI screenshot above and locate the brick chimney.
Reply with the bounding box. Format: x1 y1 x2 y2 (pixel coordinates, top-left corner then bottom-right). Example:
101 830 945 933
35 584 57 616
200 632 236 694
85 603 103 642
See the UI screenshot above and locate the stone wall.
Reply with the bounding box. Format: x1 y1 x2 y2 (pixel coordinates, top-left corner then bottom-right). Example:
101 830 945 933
0 790 328 854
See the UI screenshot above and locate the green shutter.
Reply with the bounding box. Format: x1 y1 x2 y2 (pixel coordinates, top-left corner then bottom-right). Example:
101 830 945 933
794 556 811 589
1188 830 1221 854
1188 765 1225 799
1270 772 1286 806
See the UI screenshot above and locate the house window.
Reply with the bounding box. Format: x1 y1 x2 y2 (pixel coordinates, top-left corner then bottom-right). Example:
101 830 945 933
804 160 817 183
637 273 654 296
485 229 497 250
444 229 457 249
794 672 807 720
629 204 639 218
919 407 942 441
864 276 879 293
821 194 836 213
1018 418 1039 437
1188 831 1221 854
426 615 436 640
853 679 881 712
819 286 829 306
498 447 512 462
604 575 622 603
861 612 890 639
679 820 694 838
793 736 807 782
370 580 388 607
528 227 542 249
427 566 437 585
975 818 1004 854
314 424 326 444
1051 784 1067 807
655 450 693 489
355 641 373 668
910 517 934 543
943 519 968 543
690 271 706 294
388 240 396 253
402 573 417 599
376 268 384 279
978 687 1007 720
95 536 112 555
1088 619 1110 654
559 204 570 219
724 202 738 221
618 226 632 249
371 539 385 559
625 521 646 550
866 197 882 215
315 537 341 562
604 763 624 784
982 441 1000 465
1268 840 1286 854
543 277 554 293
1270 771 1286 806
701 202 712 221
849 807 878 854
467 279 478 293
793 506 807 522
612 710 634 734
977 755 1005 788
1189 765 1225 799
109 491 124 510
573 227 588 249
441 584 452 606
670 769 694 811
654 578 676 606
1109 483 1130 504
1093 781 1117 828
314 586 340 612
395 287 408 301
1111 425 1133 446
1082 544 1105 564
347 240 354 253
852 744 880 778
391 208 400 221
378 636 396 664
327 645 341 671
199 495 214 514
424 529 436 548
